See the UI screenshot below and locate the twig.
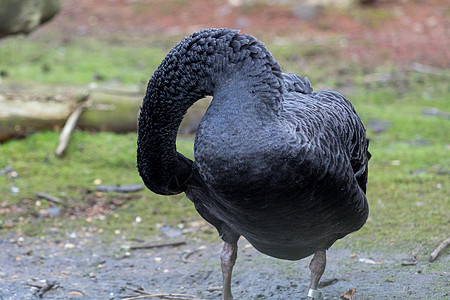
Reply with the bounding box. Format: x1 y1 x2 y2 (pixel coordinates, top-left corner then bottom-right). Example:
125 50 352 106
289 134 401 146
96 184 144 193
318 278 339 288
181 249 199 263
123 293 198 300
429 237 450 262
55 100 90 157
125 287 152 295
25 283 43 288
130 241 186 250
26 280 58 298
401 259 418 266
181 246 207 263
35 192 63 204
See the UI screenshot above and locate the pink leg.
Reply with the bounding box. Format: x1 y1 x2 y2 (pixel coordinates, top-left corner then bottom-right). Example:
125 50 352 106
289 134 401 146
220 241 238 300
307 250 326 300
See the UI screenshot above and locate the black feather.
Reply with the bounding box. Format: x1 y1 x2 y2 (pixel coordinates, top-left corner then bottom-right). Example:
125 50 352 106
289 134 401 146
137 28 370 260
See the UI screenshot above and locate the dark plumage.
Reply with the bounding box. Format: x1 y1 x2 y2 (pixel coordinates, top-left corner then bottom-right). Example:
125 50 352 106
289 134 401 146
137 28 370 299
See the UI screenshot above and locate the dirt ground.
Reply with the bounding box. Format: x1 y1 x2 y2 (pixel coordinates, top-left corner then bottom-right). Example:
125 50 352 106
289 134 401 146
1 1 449 299
1 232 448 299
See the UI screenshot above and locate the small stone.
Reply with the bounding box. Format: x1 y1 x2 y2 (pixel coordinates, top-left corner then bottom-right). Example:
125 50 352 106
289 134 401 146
368 119 392 134
64 243 75 249
160 226 183 239
0 166 14 175
358 258 381 264
46 207 61 217
10 186 19 194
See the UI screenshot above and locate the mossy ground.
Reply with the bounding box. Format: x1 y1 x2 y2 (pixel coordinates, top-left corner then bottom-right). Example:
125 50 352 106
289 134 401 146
0 36 167 85
0 131 200 242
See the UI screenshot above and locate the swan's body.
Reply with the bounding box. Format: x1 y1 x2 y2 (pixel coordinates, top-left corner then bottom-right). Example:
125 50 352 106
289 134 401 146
137 28 370 299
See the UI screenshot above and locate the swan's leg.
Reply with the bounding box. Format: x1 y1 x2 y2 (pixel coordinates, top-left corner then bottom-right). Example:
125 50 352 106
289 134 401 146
221 241 238 300
307 250 326 300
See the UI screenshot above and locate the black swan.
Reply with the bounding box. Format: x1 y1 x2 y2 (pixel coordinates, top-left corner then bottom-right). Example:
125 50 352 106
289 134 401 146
137 28 370 300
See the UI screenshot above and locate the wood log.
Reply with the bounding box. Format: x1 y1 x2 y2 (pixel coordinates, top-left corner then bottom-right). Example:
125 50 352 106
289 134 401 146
0 82 209 142
0 93 71 141
0 83 86 141
77 91 141 133
0 83 141 141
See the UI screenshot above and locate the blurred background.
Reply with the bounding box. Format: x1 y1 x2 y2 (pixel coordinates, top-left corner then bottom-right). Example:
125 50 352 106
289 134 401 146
0 0 448 299
0 0 448 137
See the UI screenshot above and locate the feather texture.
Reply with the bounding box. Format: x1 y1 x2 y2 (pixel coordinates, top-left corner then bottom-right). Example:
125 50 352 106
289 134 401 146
137 28 370 261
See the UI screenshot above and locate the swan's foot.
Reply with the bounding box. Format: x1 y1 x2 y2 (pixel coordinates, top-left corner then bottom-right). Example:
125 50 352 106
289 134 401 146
306 250 326 300
220 241 238 300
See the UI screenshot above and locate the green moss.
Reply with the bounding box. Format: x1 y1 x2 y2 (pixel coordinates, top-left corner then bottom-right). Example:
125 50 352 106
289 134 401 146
0 36 166 84
0 131 201 240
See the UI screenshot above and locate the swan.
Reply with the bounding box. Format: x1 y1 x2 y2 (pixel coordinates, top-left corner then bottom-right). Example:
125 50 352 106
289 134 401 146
137 28 370 300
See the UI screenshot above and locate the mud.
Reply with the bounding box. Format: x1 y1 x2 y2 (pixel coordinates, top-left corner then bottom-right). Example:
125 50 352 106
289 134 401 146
0 234 448 299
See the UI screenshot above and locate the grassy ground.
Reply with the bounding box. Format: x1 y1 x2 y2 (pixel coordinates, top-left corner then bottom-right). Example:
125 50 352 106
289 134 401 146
0 35 449 264
0 131 200 242
0 36 169 85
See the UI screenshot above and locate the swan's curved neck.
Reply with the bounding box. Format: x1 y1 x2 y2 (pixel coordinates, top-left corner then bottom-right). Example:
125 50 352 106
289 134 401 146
137 29 283 195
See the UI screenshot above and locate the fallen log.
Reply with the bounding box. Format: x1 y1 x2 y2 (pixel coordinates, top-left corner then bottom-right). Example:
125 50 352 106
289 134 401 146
0 83 141 141
77 91 141 133
0 83 86 141
0 82 209 142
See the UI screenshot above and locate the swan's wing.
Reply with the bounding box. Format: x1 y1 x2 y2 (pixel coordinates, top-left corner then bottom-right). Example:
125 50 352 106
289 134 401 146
283 73 313 94
282 87 370 194
315 91 371 194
